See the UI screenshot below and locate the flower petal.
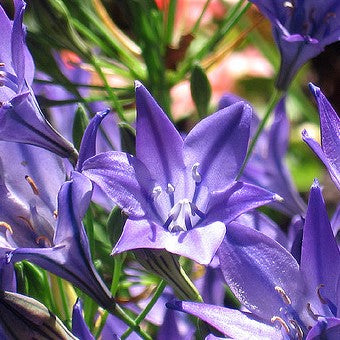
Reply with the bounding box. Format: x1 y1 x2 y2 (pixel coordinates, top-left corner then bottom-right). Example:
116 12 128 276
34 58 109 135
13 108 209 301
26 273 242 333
72 299 95 340
8 173 115 311
217 222 302 320
300 180 340 311
184 102 251 191
76 109 110 171
166 301 281 339
306 317 340 340
204 182 280 226
112 219 226 265
135 81 185 187
82 151 154 218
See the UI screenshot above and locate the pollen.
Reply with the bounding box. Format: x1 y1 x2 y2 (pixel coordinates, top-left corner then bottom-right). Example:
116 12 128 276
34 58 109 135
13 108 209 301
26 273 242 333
25 175 39 195
0 63 4 67
53 210 58 219
0 221 13 234
283 1 294 8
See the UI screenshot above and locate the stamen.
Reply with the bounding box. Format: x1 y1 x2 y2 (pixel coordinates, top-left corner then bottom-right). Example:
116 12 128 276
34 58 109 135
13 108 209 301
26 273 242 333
53 210 58 219
273 194 284 203
152 185 162 199
166 183 175 194
190 202 205 219
25 175 39 195
306 303 319 321
18 216 35 231
317 284 327 304
275 286 292 305
289 319 304 340
0 63 5 67
191 163 202 183
271 316 290 333
283 1 294 8
0 221 13 234
35 235 52 247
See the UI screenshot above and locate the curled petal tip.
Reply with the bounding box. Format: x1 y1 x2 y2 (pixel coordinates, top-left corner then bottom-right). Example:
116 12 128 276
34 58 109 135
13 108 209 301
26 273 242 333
134 80 143 89
308 83 320 97
165 300 182 310
273 194 284 202
97 108 110 118
312 178 320 188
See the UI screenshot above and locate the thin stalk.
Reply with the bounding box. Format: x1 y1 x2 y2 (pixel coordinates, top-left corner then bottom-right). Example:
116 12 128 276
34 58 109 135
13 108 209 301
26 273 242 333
112 305 153 340
164 0 177 45
94 255 124 338
89 55 126 122
236 89 283 180
191 0 212 35
173 0 250 83
120 280 167 340
57 277 72 330
42 271 58 313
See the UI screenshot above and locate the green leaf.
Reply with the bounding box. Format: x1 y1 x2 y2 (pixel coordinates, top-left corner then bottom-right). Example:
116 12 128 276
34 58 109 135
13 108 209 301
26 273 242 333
119 122 136 155
190 63 211 118
107 207 127 247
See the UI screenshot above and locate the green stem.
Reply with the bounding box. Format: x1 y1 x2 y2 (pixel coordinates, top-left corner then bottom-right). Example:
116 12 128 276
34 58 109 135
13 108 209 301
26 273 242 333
236 89 283 180
57 277 72 330
89 55 126 122
120 280 167 340
191 0 212 35
42 271 58 314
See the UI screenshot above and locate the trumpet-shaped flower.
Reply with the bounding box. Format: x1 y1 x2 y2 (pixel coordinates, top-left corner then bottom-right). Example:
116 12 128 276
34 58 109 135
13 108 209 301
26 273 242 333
250 0 340 90
0 112 114 310
302 83 340 191
0 0 77 161
81 82 279 265
167 180 340 338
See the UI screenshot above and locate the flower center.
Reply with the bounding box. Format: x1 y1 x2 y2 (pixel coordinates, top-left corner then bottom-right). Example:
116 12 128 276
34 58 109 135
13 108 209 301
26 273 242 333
152 163 205 232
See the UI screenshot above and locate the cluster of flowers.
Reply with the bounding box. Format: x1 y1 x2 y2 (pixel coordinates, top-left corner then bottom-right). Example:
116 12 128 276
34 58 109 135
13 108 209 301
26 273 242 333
0 0 339 339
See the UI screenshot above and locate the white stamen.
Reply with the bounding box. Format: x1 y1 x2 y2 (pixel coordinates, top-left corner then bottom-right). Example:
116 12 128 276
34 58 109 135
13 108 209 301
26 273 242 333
166 183 175 194
152 185 162 199
192 162 202 183
273 194 284 203
283 1 294 8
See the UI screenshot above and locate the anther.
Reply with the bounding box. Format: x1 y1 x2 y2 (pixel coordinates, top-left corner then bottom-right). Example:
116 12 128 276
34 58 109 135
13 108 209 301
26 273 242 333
317 284 327 304
166 183 175 194
191 163 202 183
0 221 13 234
53 210 58 219
306 302 319 321
273 194 284 203
275 286 292 305
0 63 5 67
36 235 52 247
25 175 39 195
283 1 294 8
18 216 35 231
152 185 162 199
271 316 290 333
289 319 304 340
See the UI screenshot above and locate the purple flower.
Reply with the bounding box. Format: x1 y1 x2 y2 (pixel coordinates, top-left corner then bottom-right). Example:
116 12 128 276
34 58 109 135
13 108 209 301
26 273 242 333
302 83 340 190
0 1 77 162
0 113 114 310
81 82 279 265
249 0 340 90
219 94 306 216
167 180 340 338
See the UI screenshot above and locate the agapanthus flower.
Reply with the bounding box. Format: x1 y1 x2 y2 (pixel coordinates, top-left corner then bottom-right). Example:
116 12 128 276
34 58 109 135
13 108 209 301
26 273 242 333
0 0 77 162
302 83 340 191
167 180 340 338
249 0 340 90
0 112 114 310
81 82 280 265
219 94 306 216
